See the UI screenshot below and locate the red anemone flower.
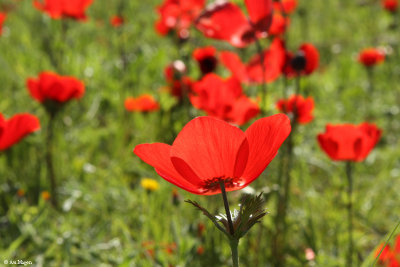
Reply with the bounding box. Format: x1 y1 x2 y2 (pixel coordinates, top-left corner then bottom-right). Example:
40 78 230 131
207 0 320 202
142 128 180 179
0 113 40 151
276 94 314 124
155 0 205 39
190 74 259 125
284 43 319 77
110 15 124 27
192 46 218 75
273 0 298 14
268 13 290 36
0 12 6 36
26 71 85 104
33 0 94 20
358 48 385 67
317 123 381 162
195 0 273 48
164 61 193 99
220 38 286 84
134 114 291 195
382 0 398 12
124 94 160 112
376 234 400 267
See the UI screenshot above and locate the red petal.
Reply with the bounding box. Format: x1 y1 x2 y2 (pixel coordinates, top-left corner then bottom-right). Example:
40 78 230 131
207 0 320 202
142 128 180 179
245 0 273 32
300 43 319 75
220 51 250 83
26 78 44 102
170 116 248 183
134 143 203 194
241 114 291 183
195 2 253 48
0 113 40 151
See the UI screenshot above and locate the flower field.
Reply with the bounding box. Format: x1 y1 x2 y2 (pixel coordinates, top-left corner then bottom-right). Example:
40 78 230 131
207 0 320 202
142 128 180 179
0 0 400 266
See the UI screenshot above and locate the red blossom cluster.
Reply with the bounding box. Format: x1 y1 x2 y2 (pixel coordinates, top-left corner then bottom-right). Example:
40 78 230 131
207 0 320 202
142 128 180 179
33 0 94 20
124 94 160 112
276 94 314 124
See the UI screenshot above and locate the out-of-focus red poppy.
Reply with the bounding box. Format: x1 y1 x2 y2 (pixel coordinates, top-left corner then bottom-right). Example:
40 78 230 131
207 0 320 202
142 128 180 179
164 61 193 99
0 113 40 151
317 123 381 162
273 0 298 14
190 74 260 125
134 114 291 195
220 38 286 84
110 15 124 27
268 13 290 36
26 71 85 104
0 12 6 36
382 0 398 12
33 0 94 20
155 0 205 39
284 43 319 77
358 48 385 67
124 94 160 112
375 234 400 267
195 0 273 48
192 46 218 75
276 94 314 124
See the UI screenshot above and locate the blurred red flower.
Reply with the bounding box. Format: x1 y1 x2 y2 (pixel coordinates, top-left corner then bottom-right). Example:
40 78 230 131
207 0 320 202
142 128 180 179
268 13 290 36
164 61 193 99
382 0 398 12
190 74 260 125
273 0 298 14
124 94 160 112
0 12 6 36
27 71 85 103
0 113 40 151
134 114 291 195
284 43 319 77
375 234 400 267
33 0 94 20
220 38 286 84
317 123 381 162
276 94 314 124
192 46 218 75
195 0 273 48
358 48 385 67
155 0 205 39
110 15 124 27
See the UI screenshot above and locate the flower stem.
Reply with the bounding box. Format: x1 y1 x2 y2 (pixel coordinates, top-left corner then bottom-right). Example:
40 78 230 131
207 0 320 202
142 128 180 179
219 181 234 235
255 39 267 115
46 113 58 208
229 238 239 267
346 161 354 267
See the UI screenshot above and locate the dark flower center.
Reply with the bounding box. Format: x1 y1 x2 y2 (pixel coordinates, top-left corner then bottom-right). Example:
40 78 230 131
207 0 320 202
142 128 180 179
291 51 307 71
200 56 217 74
203 175 242 193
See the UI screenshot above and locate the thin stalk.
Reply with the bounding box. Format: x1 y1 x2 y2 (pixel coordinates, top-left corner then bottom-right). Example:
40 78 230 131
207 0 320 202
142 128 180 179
346 161 354 267
255 39 267 115
229 238 239 267
373 219 400 266
219 181 234 235
46 113 58 208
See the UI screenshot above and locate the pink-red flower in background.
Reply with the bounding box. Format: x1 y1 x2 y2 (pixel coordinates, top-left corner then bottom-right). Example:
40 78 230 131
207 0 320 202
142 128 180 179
110 15 124 27
382 0 398 12
375 234 400 267
33 0 94 20
284 43 319 77
155 0 205 39
220 38 286 84
195 0 273 48
192 46 218 75
134 114 291 195
358 48 385 67
124 94 160 112
190 74 259 125
0 113 40 151
0 12 6 36
317 123 381 162
273 0 298 14
276 95 314 124
27 71 85 104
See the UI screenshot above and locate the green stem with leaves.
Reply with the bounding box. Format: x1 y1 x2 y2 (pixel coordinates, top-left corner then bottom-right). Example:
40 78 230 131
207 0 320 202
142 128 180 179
46 112 58 208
